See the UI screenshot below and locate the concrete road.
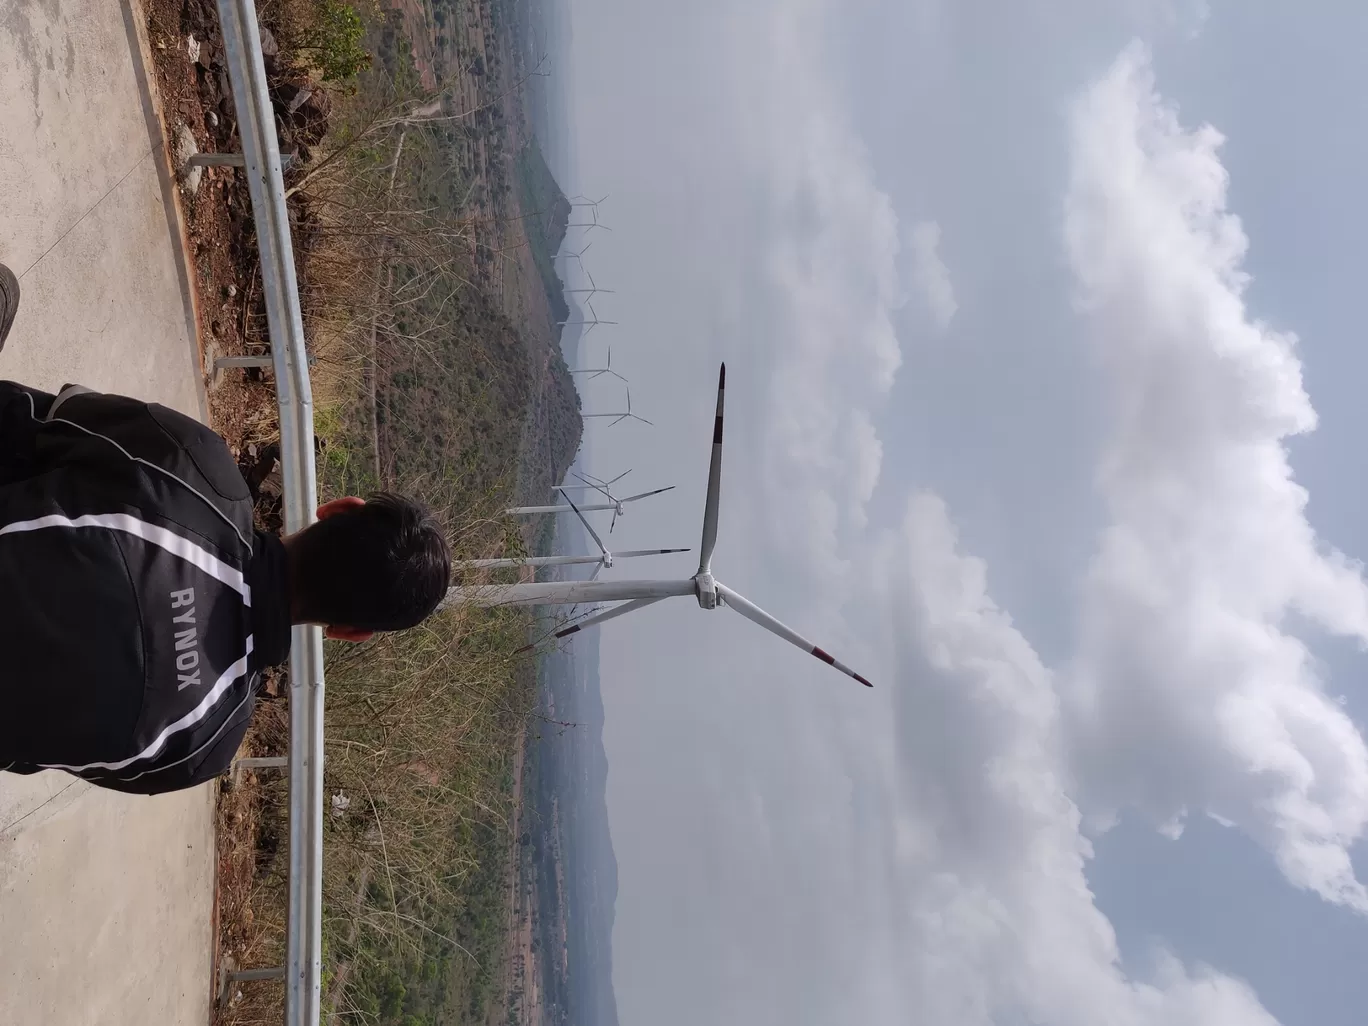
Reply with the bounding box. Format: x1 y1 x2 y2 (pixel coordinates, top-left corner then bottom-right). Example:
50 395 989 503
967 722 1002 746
1 1 216 1023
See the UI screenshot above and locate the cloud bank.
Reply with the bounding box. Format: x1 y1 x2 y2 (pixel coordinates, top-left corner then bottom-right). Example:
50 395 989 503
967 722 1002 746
1062 42 1368 910
878 493 1279 1026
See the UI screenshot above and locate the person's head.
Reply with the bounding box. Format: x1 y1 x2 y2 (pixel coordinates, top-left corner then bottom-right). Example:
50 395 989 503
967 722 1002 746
284 492 450 642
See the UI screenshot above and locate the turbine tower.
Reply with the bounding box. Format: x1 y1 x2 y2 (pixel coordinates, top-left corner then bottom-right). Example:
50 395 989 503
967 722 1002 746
446 364 873 688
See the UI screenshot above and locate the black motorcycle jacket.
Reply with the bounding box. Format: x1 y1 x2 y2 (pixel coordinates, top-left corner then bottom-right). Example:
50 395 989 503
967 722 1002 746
0 381 291 794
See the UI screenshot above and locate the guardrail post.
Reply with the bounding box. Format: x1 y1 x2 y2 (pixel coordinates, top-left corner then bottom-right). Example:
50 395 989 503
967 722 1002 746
188 152 295 169
217 958 288 1007
233 755 289 770
230 754 289 787
212 352 315 387
216 354 275 369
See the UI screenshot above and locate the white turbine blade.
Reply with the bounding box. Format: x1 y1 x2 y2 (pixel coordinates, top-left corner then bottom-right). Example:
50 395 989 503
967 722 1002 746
589 561 604 581
604 469 631 487
551 597 665 642
621 485 676 503
557 488 609 555
609 506 620 533
613 548 691 558
517 595 666 653
714 582 872 688
698 363 726 572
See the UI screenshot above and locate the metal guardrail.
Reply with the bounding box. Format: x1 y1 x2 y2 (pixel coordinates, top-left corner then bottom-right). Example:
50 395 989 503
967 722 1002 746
214 1 326 1022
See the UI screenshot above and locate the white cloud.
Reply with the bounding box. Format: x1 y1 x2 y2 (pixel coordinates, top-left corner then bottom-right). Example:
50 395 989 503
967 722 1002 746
908 220 959 330
1062 41 1368 911
875 493 1280 1026
718 0 904 591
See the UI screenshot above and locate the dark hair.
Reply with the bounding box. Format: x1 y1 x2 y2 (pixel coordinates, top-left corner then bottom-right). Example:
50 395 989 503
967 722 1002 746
289 492 450 632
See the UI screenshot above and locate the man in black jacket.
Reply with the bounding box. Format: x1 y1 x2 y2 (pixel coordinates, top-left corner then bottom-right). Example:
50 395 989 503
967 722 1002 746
0 369 450 796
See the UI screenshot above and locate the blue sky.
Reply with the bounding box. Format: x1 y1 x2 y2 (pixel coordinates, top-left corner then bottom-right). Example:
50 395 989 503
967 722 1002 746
552 1 1368 1023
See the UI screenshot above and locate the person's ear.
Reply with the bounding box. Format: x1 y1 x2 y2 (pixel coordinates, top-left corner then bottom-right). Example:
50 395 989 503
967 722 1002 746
316 496 366 520
324 625 375 643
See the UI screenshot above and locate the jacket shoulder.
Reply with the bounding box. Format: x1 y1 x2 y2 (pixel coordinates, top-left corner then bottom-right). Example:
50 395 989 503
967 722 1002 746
48 390 255 542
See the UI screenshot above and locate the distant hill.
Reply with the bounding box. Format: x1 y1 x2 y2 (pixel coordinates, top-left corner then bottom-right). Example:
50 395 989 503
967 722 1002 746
516 140 573 326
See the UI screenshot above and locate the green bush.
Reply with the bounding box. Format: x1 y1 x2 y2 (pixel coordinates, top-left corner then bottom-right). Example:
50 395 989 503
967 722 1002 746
303 0 373 81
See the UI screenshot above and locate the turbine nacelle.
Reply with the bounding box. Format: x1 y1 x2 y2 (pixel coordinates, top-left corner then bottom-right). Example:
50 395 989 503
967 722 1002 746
694 571 719 610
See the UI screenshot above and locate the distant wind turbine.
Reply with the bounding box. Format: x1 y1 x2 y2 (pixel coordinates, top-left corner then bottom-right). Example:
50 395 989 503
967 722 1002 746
581 385 651 426
569 193 610 208
570 347 626 383
558 297 616 332
558 242 592 270
564 271 614 296
559 468 632 492
505 479 675 518
567 204 611 232
454 491 686 578
446 364 873 688
563 469 654 532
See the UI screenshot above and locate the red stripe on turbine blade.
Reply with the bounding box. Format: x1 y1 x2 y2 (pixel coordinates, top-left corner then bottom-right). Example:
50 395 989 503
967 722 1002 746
813 646 873 687
555 624 583 640
713 418 723 444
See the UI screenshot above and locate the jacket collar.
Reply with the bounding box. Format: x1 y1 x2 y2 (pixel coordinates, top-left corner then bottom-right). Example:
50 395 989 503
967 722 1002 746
248 531 293 670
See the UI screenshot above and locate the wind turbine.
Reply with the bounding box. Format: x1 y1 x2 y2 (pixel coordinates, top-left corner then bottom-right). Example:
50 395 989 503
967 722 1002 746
559 468 630 491
567 204 611 233
446 364 873 688
563 469 656 532
570 347 626 383
558 297 617 333
557 242 592 271
581 384 652 426
505 477 675 517
453 492 687 577
564 271 614 296
569 193 610 209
